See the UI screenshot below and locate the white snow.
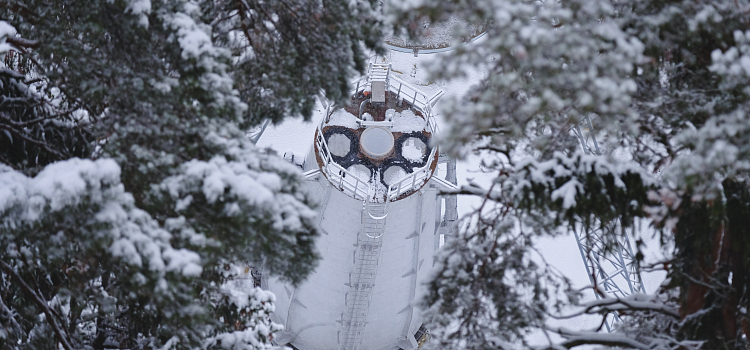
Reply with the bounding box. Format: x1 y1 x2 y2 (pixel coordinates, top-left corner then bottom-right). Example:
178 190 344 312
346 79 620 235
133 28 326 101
327 108 360 129
208 282 282 350
402 137 426 161
163 248 203 277
550 178 583 209
327 133 351 157
383 166 407 186
0 158 121 220
0 158 212 282
160 6 245 115
582 293 678 317
167 13 215 60
385 109 396 121
0 21 15 60
255 114 318 162
125 0 151 27
390 109 427 133
347 164 371 181
163 145 316 233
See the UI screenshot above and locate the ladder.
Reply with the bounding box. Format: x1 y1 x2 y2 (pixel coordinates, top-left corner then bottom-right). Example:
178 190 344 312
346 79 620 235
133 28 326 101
341 234 382 350
341 196 389 349
362 200 388 239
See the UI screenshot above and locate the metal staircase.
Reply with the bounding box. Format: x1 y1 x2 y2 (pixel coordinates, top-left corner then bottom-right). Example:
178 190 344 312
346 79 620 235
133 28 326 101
367 63 390 103
368 63 391 81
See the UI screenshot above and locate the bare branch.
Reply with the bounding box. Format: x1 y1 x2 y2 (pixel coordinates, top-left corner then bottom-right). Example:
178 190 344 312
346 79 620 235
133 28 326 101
543 326 650 349
6 36 40 49
0 119 67 161
0 260 74 350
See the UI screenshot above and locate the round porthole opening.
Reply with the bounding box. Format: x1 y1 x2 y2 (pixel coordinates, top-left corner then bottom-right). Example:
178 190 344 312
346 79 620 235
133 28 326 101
382 165 408 186
401 137 427 162
327 133 351 157
347 164 372 181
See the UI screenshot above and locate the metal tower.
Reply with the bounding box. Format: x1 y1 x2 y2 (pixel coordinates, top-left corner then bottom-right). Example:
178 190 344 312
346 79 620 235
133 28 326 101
572 116 647 332
263 60 459 350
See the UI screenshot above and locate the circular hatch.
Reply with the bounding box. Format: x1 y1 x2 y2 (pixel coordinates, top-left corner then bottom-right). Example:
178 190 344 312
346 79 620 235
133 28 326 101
360 127 394 160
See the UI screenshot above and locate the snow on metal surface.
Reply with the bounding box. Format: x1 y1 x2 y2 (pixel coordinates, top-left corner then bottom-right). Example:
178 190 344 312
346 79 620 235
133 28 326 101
329 108 361 129
389 109 426 133
402 137 426 161
347 164 372 181
383 166 408 186
266 178 441 350
328 133 351 157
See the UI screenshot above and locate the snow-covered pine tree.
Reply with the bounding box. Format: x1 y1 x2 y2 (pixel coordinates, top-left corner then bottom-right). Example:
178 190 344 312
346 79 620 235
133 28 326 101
0 26 92 172
0 0 383 348
391 0 750 349
210 0 385 125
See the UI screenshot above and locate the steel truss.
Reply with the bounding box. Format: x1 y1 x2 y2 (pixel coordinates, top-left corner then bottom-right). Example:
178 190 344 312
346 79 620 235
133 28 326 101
572 115 646 332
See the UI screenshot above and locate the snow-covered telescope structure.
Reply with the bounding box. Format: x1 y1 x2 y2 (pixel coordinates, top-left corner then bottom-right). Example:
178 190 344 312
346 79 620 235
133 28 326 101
264 62 457 350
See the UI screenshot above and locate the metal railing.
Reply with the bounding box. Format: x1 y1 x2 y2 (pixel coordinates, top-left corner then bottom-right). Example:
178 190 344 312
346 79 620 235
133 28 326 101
368 63 391 82
574 223 646 332
389 75 443 118
342 230 382 349
386 145 438 201
315 126 370 201
362 197 388 238
385 114 439 201
317 116 439 203
315 65 443 203
572 114 646 333
350 66 443 120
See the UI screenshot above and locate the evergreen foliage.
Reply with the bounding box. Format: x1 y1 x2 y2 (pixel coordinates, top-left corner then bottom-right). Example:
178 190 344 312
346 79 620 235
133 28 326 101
391 0 750 349
0 60 92 172
0 0 383 348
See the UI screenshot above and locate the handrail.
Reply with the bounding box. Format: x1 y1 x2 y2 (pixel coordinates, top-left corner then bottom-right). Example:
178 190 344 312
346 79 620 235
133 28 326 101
357 120 394 128
368 212 388 220
386 145 438 201
303 169 321 179
426 115 438 134
314 67 444 202
389 75 434 117
363 185 388 238
317 114 438 202
428 90 445 107
347 74 440 119
429 175 459 191
315 126 370 201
